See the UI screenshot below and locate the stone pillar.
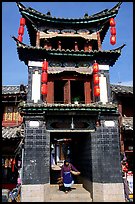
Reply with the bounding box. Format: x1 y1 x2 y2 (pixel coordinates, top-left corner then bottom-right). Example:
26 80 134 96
91 115 125 202
21 114 50 201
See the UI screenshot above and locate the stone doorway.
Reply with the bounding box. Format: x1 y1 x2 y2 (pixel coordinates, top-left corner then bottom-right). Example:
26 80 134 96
50 132 92 187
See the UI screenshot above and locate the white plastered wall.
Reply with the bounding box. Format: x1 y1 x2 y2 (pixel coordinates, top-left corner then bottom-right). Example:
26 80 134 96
99 65 109 104
31 70 41 103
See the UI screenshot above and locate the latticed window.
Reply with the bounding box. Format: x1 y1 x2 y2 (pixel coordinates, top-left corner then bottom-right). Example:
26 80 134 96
3 106 22 122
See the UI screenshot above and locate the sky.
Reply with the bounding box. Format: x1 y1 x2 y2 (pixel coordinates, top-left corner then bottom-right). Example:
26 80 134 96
2 2 133 86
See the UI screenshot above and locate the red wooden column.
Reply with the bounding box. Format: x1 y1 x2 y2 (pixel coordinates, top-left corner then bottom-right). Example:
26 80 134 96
36 31 40 47
118 101 124 153
75 41 79 51
84 40 92 51
88 40 92 51
46 81 54 103
58 41 62 50
64 80 71 104
84 81 92 104
97 31 102 50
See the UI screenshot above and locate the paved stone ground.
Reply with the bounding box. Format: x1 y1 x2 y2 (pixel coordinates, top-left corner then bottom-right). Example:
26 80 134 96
47 184 92 202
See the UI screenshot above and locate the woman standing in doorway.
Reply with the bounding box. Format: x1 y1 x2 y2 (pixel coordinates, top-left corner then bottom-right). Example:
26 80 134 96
61 160 80 193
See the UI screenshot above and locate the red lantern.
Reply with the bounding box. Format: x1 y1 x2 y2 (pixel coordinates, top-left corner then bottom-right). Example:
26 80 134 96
94 85 100 97
110 35 116 45
42 61 48 71
110 27 116 35
17 35 23 42
41 83 47 95
93 62 99 73
109 18 116 27
41 72 48 83
20 18 26 26
18 26 24 35
93 74 99 85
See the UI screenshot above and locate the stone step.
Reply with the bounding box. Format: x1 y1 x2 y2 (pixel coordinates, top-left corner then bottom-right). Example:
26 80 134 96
46 184 92 202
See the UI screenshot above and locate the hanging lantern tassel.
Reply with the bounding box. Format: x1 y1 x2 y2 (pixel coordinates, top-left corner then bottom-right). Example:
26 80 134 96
94 85 100 97
110 35 116 45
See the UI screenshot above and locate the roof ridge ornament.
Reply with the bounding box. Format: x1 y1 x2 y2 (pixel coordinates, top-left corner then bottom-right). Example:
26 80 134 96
108 2 122 13
16 2 26 10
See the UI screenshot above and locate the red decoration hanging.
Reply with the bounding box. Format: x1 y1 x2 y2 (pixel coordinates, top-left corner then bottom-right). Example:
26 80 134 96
41 72 48 83
18 26 24 35
12 159 16 172
41 83 47 95
94 85 100 97
110 27 116 35
20 18 26 26
93 62 99 73
42 61 48 71
110 35 116 45
93 74 99 85
17 35 23 42
109 18 116 27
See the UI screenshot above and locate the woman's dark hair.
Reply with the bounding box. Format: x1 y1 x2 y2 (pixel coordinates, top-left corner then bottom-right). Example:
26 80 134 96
64 159 70 165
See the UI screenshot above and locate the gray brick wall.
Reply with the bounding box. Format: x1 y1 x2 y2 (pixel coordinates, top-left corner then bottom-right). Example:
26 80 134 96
91 115 123 183
22 116 50 184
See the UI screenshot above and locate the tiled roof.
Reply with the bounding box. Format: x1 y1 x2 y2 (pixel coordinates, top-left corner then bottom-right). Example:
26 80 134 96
2 85 27 95
13 36 125 67
2 84 132 96
2 85 20 95
2 125 24 139
17 2 121 22
122 116 133 130
16 2 122 46
110 84 133 95
18 101 118 113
